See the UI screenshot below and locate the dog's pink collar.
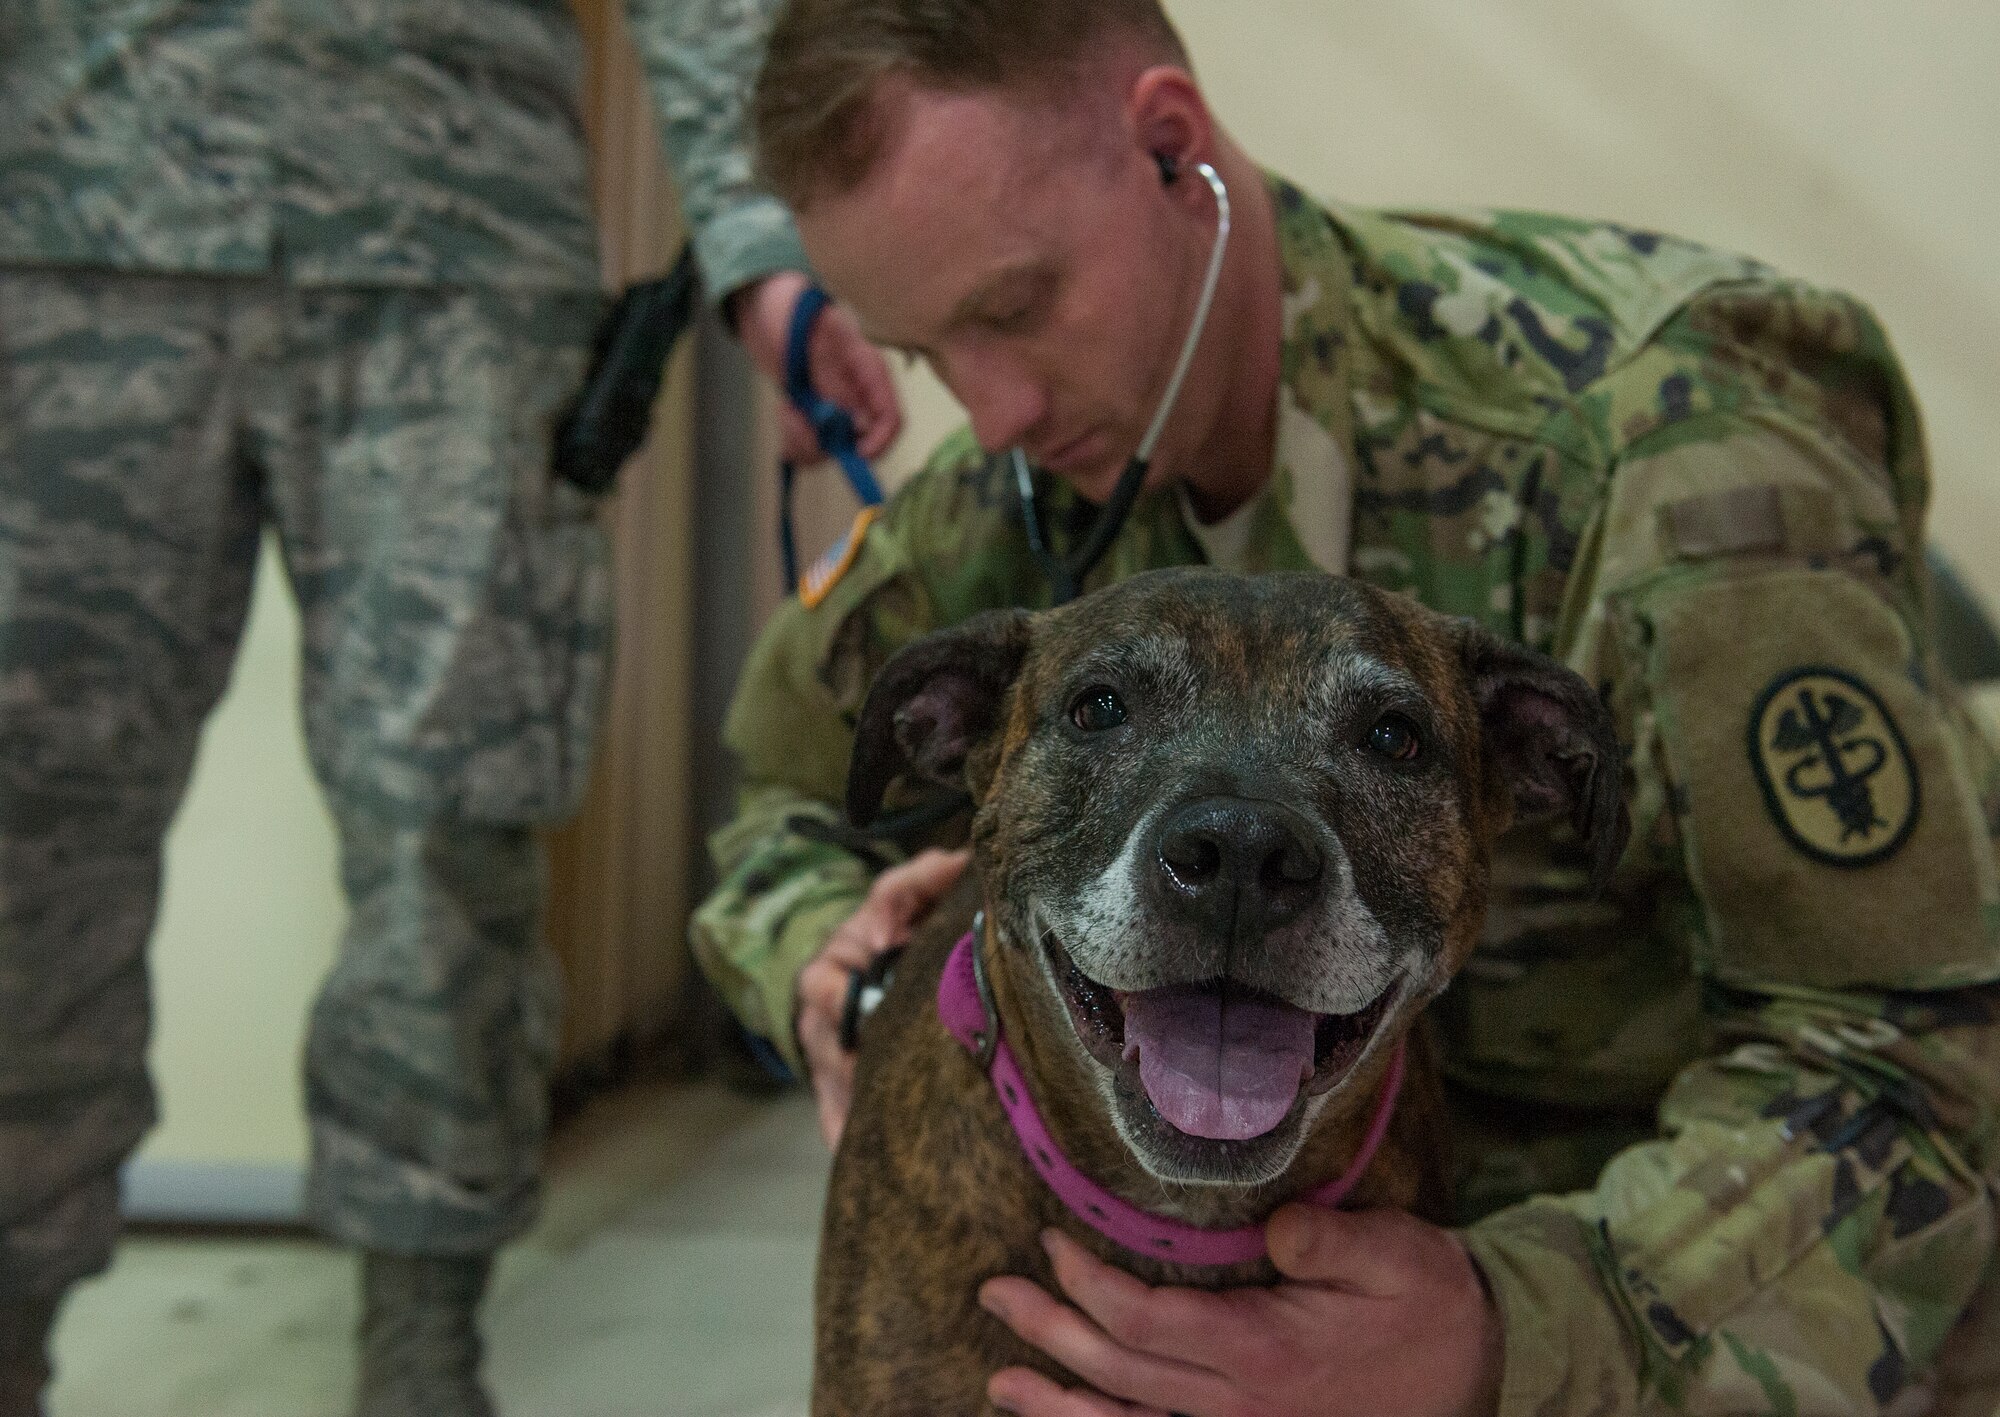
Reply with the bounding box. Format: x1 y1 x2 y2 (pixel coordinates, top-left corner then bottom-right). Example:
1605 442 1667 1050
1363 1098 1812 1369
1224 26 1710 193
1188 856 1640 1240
937 928 1406 1268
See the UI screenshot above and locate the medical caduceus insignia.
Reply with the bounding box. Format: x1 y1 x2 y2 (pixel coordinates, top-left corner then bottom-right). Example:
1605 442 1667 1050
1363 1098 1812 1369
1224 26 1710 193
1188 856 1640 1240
1747 666 1919 868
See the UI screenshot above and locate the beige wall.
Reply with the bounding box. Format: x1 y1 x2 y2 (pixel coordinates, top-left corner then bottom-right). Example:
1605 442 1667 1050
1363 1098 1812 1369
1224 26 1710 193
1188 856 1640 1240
139 536 342 1178
879 1 2000 603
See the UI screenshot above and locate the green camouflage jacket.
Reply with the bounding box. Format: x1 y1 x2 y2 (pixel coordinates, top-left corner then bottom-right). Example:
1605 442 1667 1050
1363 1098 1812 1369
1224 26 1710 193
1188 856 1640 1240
0 0 806 299
695 174 2000 1413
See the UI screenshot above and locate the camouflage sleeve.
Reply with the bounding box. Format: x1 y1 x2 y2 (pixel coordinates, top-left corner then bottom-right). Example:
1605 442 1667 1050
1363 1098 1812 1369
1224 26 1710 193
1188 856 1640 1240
1464 279 2000 1414
690 434 1016 1067
686 545 920 1073
688 432 1040 1064
1465 984 2000 1415
622 0 809 306
691 782 883 1076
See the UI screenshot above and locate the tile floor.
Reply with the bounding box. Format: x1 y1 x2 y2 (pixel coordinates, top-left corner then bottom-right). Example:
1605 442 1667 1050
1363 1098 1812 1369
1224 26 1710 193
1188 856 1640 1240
48 1082 827 1417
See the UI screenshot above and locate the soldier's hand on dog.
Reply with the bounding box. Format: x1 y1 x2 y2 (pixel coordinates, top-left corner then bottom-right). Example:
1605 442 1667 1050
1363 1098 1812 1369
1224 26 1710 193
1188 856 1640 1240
729 270 904 466
978 1208 1503 1417
795 847 970 1146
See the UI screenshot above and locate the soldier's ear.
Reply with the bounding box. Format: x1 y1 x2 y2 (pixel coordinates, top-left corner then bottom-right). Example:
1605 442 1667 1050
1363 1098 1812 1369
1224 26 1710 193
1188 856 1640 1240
1459 623 1631 893
846 609 1034 828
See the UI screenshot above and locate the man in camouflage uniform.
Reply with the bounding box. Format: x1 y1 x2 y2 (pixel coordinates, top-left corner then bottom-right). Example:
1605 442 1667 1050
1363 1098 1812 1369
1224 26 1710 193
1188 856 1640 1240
0 2 896 1414
694 0 2000 1411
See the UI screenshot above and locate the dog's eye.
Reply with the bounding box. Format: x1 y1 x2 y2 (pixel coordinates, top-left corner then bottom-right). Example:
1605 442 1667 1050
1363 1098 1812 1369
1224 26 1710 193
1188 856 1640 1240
1367 713 1421 763
1069 686 1127 732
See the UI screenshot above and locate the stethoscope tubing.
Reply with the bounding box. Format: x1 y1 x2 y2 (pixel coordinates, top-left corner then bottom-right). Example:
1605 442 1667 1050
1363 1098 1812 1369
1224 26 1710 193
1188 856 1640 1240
1011 159 1231 605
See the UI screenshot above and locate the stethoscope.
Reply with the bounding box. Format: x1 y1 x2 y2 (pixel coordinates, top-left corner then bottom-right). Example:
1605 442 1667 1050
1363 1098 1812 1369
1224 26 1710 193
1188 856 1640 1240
781 155 1232 611
1009 154 1232 603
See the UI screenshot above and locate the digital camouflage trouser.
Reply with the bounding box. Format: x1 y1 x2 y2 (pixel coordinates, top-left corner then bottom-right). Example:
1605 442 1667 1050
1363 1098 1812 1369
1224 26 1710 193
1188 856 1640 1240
0 268 609 1299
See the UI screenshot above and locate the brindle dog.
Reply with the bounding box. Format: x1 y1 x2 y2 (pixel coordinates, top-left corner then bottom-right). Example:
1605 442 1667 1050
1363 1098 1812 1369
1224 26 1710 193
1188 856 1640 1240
816 567 1626 1416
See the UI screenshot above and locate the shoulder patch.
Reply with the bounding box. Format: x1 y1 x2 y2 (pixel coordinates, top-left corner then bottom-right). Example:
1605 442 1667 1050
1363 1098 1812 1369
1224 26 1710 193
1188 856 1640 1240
1748 666 1919 868
799 506 882 610
1635 564 1998 990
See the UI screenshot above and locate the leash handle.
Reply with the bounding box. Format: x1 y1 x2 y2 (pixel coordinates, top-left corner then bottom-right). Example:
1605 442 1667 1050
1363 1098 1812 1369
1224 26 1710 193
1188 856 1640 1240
779 283 889 594
784 285 885 504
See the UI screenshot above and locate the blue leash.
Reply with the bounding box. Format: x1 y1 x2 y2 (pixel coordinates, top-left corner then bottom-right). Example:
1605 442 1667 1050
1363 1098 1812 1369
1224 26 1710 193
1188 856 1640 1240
780 285 885 590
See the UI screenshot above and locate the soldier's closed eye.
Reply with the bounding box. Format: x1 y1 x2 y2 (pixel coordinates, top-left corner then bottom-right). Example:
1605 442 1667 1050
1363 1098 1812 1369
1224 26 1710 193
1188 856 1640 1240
980 298 1044 333
971 270 1057 334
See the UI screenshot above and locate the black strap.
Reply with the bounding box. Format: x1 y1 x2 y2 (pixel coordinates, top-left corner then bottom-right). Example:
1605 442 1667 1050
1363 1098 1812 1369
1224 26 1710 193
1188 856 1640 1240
552 245 699 494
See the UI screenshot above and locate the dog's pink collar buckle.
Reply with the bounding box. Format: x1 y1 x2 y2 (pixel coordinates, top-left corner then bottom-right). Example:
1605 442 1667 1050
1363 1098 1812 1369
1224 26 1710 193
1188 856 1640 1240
937 928 1406 1268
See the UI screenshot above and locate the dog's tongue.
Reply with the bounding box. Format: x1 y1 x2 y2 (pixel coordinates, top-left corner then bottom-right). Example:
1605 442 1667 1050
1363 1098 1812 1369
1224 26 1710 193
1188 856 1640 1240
1119 986 1316 1141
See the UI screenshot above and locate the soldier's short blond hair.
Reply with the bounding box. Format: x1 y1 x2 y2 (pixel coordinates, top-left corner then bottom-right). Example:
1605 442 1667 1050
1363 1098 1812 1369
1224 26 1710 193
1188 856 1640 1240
753 0 1190 209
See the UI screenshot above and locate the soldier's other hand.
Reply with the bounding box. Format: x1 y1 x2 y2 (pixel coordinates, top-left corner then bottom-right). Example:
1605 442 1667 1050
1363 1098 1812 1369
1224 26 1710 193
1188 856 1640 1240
980 1211 1503 1417
796 847 969 1148
729 270 904 467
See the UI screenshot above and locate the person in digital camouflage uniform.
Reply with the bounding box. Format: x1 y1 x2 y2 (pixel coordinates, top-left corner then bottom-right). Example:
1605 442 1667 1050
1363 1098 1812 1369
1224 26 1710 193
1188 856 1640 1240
691 0 2000 1411
0 2 898 1414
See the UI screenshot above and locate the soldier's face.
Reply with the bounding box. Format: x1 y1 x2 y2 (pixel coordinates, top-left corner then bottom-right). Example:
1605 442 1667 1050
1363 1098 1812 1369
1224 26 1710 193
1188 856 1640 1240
797 77 1223 503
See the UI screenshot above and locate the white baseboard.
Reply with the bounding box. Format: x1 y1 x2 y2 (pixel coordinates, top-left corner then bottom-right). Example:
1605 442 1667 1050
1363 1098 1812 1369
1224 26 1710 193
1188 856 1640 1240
121 1160 306 1225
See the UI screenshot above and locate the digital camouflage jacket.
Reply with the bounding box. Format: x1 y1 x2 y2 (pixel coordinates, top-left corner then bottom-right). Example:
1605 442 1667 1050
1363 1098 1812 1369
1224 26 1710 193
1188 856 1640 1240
695 174 2000 1414
0 0 806 300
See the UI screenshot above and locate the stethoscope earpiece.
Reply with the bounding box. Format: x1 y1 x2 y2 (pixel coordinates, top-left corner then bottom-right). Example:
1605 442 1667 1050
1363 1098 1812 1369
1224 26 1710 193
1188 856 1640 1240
1153 151 1180 186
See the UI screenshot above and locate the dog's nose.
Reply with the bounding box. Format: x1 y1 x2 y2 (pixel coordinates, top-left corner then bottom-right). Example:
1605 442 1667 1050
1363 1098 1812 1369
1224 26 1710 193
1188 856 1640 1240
1153 796 1324 937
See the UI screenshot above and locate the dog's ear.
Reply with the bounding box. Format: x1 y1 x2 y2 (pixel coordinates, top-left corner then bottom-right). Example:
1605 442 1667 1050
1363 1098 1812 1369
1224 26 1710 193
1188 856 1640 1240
846 608 1034 828
1460 624 1631 893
